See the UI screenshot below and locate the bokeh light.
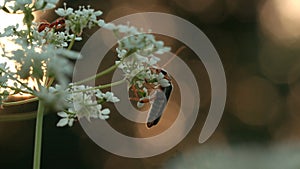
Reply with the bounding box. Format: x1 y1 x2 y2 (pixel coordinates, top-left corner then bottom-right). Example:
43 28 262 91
230 75 282 126
259 0 300 47
259 42 300 84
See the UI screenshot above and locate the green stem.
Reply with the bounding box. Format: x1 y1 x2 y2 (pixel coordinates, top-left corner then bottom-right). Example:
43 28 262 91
46 78 54 88
73 62 121 85
1 85 33 95
73 78 126 93
73 49 136 85
33 101 45 169
2 97 38 106
27 23 33 44
67 36 76 50
0 67 34 93
0 111 37 122
0 108 51 122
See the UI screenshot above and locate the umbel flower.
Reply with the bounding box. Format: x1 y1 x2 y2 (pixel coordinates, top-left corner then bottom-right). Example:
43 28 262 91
0 2 173 169
55 3 105 36
0 2 171 127
105 23 172 107
56 85 120 127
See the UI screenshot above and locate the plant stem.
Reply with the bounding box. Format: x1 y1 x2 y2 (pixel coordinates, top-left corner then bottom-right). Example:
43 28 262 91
0 108 52 122
0 111 37 122
73 49 136 86
1 85 33 95
67 36 76 50
2 97 38 106
73 62 121 85
33 100 45 169
27 23 33 44
46 78 54 88
0 67 34 93
73 78 126 93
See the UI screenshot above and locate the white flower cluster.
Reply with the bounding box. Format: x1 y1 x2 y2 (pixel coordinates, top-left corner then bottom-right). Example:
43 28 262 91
8 44 80 85
0 63 9 87
0 1 172 128
4 0 59 12
34 0 59 10
55 3 105 36
0 63 10 105
33 28 82 47
103 23 171 108
56 85 120 127
103 23 170 57
104 23 171 83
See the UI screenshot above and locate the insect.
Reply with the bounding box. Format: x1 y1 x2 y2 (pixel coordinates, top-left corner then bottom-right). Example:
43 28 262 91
129 46 185 128
38 17 65 32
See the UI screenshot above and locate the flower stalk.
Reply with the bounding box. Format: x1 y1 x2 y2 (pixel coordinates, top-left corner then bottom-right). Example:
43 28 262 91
33 100 45 169
0 2 172 169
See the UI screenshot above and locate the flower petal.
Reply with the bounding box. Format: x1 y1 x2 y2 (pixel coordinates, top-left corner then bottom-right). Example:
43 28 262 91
101 108 110 115
57 118 68 127
57 111 68 117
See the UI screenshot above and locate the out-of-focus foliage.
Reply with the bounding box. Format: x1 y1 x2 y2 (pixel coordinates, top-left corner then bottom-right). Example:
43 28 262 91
166 145 300 169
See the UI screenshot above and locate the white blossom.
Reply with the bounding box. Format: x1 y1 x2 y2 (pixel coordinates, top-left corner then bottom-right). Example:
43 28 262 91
105 23 171 90
55 3 104 35
99 108 110 120
0 2 172 128
55 3 73 16
54 85 120 125
57 117 69 127
156 72 171 87
96 91 120 103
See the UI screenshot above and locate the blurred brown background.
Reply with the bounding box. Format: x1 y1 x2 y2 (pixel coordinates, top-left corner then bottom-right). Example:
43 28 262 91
1 0 300 168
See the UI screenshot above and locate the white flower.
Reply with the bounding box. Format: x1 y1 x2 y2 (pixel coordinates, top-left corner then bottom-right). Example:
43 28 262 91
102 91 120 103
155 47 171 55
99 108 110 119
117 25 130 33
137 102 144 108
94 10 103 16
149 56 160 65
109 23 171 87
97 20 105 27
103 23 116 30
57 111 68 118
156 72 170 87
55 8 73 16
62 85 119 123
55 4 74 17
42 0 59 10
55 3 104 35
57 117 68 127
158 78 170 87
137 94 151 108
56 111 75 127
116 48 127 59
72 92 97 120
34 0 44 9
68 118 74 126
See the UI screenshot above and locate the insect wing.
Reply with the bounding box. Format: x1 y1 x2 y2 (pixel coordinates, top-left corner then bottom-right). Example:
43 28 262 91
146 90 167 128
146 85 172 128
162 85 172 100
